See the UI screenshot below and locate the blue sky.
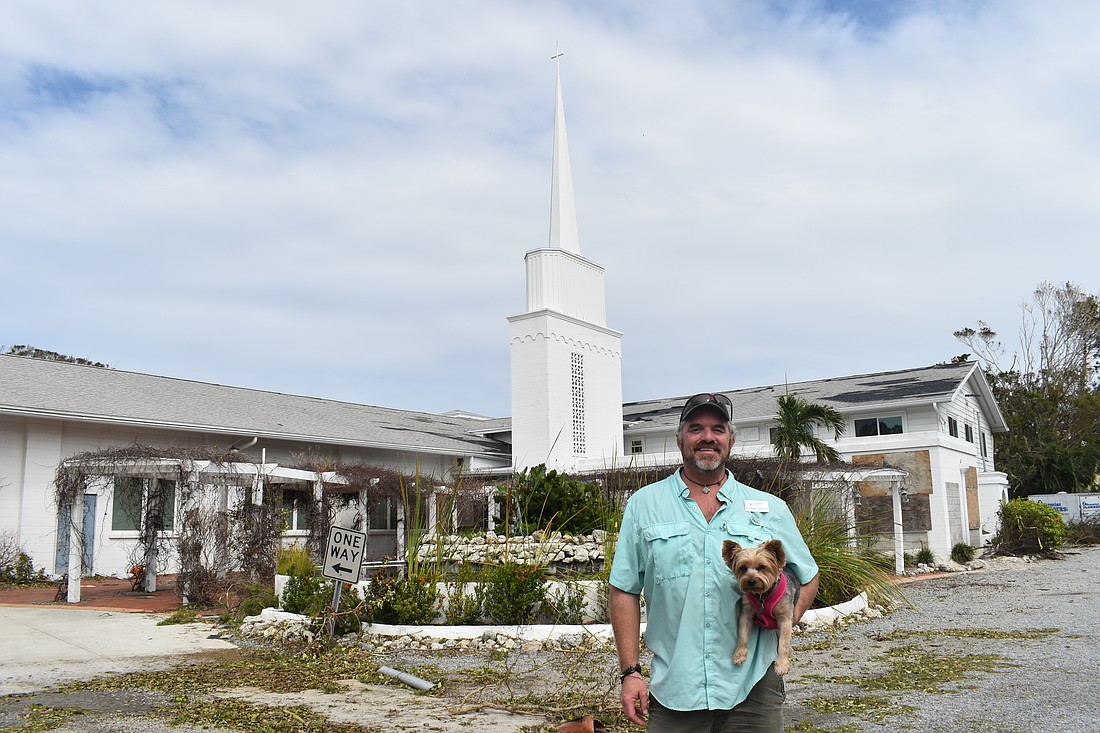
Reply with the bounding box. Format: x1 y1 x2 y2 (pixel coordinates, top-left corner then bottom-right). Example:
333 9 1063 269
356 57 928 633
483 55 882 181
2 1 1097 417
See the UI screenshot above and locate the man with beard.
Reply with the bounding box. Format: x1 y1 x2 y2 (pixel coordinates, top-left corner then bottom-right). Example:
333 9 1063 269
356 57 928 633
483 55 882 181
609 393 820 733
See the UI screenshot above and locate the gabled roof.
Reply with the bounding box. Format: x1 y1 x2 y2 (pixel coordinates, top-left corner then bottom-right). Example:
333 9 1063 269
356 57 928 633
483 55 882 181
623 361 1008 433
0 355 510 458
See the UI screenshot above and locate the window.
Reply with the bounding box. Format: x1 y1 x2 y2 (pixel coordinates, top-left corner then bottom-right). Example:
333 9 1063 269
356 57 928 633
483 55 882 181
281 489 312 532
629 438 643 454
964 423 974 443
111 477 143 531
980 432 989 458
769 427 779 444
111 477 176 532
369 496 400 531
854 416 904 437
947 417 959 438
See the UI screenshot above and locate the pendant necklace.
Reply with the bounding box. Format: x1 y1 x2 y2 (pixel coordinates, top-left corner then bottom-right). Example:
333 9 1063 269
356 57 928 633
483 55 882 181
682 470 719 494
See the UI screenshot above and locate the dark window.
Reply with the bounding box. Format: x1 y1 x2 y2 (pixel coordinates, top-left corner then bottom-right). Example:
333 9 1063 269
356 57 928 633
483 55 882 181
111 477 175 532
281 489 312 532
369 497 399 531
948 417 959 438
151 479 176 531
855 416 904 437
965 424 974 443
980 432 988 457
769 427 779 444
630 439 643 454
111 477 143 531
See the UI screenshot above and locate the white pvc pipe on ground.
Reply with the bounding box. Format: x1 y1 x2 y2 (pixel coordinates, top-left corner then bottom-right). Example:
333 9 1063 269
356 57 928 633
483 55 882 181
378 665 435 691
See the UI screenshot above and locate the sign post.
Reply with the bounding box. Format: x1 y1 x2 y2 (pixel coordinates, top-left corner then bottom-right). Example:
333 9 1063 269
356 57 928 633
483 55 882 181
322 525 365 640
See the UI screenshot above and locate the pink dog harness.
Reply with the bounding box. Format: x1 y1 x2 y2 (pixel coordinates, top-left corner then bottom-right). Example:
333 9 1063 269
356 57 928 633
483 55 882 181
745 572 788 630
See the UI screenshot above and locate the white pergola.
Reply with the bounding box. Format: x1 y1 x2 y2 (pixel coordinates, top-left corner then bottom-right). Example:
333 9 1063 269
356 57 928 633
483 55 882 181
804 466 911 574
58 457 347 603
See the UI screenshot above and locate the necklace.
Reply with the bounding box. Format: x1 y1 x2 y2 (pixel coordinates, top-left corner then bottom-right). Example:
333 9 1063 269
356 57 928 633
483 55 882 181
681 470 721 494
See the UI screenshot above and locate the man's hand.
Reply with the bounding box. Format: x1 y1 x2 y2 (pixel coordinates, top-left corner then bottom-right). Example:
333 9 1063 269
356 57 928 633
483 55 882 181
620 673 648 726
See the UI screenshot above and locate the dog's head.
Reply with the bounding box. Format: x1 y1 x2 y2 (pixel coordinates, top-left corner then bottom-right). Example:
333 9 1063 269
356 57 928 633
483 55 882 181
721 539 786 594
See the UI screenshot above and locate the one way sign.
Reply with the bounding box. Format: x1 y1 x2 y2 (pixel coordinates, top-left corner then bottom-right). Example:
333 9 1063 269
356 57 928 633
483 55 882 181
322 525 365 584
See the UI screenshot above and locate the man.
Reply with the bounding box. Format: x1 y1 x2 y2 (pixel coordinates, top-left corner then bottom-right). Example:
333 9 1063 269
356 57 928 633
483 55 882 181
609 392 820 733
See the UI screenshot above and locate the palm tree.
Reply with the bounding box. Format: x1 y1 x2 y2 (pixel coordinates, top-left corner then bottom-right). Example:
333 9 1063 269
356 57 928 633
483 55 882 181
772 394 846 463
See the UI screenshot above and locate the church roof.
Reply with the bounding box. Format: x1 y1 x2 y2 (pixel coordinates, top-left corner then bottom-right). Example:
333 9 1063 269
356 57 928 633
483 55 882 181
621 361 1006 432
0 355 510 458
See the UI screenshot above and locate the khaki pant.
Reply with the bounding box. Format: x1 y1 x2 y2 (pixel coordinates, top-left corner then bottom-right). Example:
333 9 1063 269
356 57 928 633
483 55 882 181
646 665 785 733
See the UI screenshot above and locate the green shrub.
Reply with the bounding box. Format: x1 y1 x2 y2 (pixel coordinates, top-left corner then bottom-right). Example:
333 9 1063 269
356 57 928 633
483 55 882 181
993 499 1066 555
276 544 315 577
915 546 935 566
442 564 483 625
501 465 612 535
481 562 547 624
0 550 48 586
230 582 279 622
282 574 363 635
362 570 441 625
282 574 329 616
902 552 916 569
950 543 976 564
541 579 587 624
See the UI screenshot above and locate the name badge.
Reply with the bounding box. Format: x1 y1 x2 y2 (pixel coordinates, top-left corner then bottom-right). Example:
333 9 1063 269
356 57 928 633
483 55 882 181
745 500 770 513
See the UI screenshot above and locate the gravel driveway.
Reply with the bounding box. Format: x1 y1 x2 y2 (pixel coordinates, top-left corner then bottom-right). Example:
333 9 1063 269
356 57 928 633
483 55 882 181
2 547 1097 733
782 547 1100 732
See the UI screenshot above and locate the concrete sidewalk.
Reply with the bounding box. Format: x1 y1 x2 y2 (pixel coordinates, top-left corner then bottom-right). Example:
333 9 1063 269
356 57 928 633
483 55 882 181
0 605 238 695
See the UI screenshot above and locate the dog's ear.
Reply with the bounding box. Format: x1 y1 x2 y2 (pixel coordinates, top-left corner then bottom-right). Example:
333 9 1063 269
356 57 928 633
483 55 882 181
722 540 742 567
762 539 787 567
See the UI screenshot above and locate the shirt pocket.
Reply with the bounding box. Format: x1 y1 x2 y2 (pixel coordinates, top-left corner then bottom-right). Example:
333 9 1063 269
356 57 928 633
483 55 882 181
721 514 772 547
642 521 693 581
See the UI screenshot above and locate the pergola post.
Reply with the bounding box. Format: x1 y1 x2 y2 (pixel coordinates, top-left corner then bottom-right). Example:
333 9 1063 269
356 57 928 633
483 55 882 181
66 496 83 603
892 479 905 575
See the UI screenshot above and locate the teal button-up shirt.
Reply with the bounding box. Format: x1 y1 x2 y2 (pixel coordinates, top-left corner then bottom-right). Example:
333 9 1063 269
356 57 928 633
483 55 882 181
609 470 818 711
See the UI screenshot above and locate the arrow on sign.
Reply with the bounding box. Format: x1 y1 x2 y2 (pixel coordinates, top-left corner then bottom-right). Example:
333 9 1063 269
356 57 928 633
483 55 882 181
331 563 353 574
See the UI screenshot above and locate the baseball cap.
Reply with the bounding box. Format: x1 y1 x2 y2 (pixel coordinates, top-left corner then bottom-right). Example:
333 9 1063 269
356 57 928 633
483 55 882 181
679 392 733 423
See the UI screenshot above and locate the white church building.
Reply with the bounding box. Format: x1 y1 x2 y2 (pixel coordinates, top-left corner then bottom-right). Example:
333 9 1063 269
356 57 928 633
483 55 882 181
0 66 1010 587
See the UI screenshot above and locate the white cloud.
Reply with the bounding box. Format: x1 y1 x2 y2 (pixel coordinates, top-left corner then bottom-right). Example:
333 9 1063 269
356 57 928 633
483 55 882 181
2 0 1097 415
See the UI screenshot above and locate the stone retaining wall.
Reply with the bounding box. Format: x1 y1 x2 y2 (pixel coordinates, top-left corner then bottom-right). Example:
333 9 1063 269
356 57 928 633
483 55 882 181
414 530 610 568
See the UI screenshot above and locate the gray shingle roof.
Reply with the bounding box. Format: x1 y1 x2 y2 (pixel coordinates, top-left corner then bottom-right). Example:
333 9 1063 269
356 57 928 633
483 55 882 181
0 355 510 458
622 361 1002 431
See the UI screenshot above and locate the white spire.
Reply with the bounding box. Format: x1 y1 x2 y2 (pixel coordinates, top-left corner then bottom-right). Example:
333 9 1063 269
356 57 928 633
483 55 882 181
548 48 581 254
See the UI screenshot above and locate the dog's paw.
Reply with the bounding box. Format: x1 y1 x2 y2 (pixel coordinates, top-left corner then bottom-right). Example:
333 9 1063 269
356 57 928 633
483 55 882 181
732 649 747 665
774 658 789 676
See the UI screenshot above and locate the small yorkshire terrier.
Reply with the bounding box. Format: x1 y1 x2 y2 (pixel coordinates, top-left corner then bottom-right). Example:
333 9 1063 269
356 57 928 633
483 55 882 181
721 539 802 676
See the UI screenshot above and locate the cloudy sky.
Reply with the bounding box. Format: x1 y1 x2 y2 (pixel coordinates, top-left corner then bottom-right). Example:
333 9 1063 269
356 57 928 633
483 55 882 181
3 1 1097 417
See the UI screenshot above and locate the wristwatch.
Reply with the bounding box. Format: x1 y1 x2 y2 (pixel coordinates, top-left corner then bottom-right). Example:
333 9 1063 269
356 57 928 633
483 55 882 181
619 664 643 683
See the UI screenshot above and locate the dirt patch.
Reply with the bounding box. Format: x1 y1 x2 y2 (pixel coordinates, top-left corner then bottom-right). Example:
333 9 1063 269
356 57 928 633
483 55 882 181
218 681 549 733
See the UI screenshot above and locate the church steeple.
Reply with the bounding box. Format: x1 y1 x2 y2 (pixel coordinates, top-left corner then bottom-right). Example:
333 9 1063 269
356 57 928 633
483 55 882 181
507 51 623 473
548 49 581 255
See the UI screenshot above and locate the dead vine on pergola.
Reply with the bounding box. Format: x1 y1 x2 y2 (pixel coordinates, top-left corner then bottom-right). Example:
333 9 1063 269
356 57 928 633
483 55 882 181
52 444 479 605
